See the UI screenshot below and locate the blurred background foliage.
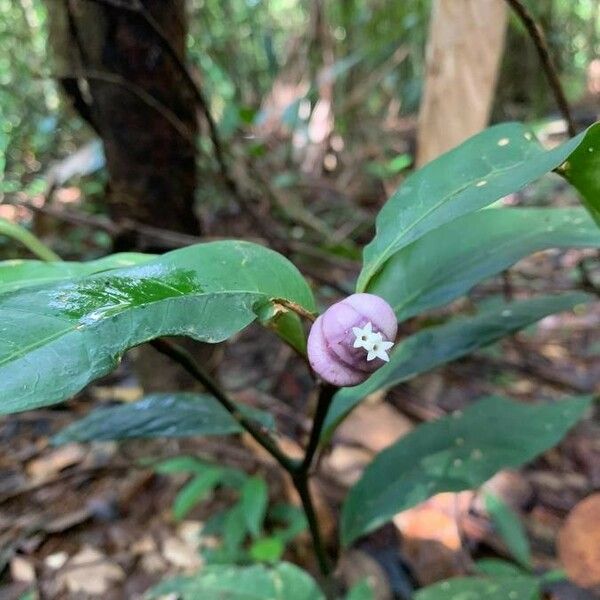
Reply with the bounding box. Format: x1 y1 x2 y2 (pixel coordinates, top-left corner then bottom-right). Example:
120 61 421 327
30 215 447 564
0 0 598 260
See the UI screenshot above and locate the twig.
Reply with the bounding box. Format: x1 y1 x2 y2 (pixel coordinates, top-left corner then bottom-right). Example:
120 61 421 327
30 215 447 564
149 339 299 473
271 297 317 323
505 0 577 137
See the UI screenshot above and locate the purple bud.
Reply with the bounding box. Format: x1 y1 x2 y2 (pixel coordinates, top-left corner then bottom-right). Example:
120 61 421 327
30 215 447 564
307 293 398 387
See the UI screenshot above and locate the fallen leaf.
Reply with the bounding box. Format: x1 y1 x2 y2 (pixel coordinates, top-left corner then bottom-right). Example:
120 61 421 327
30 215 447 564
26 444 86 480
394 492 473 585
57 546 125 595
558 493 600 588
10 555 35 583
162 536 202 571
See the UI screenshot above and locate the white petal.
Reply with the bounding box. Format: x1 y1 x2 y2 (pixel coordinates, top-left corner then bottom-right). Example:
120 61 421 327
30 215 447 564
366 348 377 361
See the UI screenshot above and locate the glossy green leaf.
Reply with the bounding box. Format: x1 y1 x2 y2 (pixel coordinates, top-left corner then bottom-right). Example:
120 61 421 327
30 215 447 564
0 253 153 295
368 208 600 321
173 468 223 521
323 293 590 441
147 562 325 600
341 395 591 546
241 476 269 538
0 240 314 415
358 123 591 291
0 217 60 261
561 122 600 224
485 492 531 569
153 455 210 475
414 576 539 600
52 393 274 445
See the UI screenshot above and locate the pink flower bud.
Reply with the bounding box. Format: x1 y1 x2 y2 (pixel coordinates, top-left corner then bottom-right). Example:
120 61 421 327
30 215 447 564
307 293 398 387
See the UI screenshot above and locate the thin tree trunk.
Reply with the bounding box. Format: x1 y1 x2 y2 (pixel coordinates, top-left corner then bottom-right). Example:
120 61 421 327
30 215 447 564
46 0 200 250
416 0 508 166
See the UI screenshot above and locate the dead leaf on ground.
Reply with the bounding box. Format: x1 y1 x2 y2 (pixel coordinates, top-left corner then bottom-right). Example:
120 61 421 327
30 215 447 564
57 545 125 595
558 493 600 589
10 555 36 583
26 444 86 481
161 536 202 571
394 492 473 585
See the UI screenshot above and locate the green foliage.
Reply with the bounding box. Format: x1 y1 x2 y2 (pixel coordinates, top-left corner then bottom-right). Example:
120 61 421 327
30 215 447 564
0 253 153 295
368 207 600 321
241 476 269 538
173 467 225 521
147 562 325 600
345 580 375 600
340 395 591 546
485 493 532 569
0 240 314 415
414 575 540 600
322 293 590 440
357 123 593 292
52 393 274 444
562 124 600 224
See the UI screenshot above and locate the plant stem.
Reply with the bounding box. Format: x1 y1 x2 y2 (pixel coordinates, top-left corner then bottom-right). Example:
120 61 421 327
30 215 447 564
301 384 336 472
292 471 332 580
505 0 576 137
151 338 338 584
149 339 298 473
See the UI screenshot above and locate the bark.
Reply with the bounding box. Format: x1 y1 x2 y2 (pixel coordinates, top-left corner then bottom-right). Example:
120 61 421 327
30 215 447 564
416 0 508 166
46 0 200 250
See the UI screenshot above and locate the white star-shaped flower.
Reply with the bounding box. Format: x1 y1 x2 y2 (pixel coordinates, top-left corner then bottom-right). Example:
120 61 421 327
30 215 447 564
366 336 394 362
352 321 394 362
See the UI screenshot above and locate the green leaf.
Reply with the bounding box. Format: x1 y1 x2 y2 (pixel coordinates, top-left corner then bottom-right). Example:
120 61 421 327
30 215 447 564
153 455 209 475
485 492 531 569
173 468 224 521
269 503 308 543
358 122 591 291
340 395 591 546
323 293 590 441
414 576 540 600
249 537 285 562
561 122 600 225
241 476 269 538
0 253 153 295
475 559 527 577
345 579 375 600
0 217 61 261
0 240 314 415
147 562 325 600
368 207 600 321
52 393 274 445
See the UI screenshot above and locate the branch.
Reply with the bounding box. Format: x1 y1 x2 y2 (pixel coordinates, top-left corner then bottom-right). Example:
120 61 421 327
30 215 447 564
149 339 299 473
505 0 576 137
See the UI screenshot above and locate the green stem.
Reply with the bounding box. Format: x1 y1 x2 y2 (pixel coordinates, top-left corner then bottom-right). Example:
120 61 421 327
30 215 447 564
150 339 298 473
0 218 61 262
151 338 337 585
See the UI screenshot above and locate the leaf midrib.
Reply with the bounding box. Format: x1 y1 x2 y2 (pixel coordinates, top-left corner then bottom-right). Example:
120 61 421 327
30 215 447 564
0 288 271 369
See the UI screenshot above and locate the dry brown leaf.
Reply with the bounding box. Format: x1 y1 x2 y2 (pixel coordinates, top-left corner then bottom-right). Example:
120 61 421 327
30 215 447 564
335 401 413 454
394 492 473 585
26 444 86 480
10 555 36 583
557 493 600 588
162 536 202 571
57 546 125 595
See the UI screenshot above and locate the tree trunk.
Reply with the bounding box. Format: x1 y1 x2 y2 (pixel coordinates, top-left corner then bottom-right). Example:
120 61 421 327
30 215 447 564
416 0 508 166
46 0 200 250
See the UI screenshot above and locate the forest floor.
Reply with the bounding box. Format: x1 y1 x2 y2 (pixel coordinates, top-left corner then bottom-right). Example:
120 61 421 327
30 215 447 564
1 125 600 600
